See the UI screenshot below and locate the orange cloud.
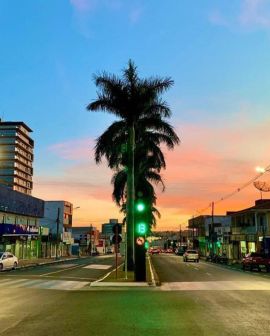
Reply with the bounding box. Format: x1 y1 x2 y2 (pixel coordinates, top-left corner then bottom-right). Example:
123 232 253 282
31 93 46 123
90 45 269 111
33 114 270 231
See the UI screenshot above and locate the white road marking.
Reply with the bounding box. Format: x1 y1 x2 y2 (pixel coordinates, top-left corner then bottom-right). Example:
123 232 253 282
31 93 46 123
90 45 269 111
41 264 86 276
92 263 124 284
51 263 78 269
206 273 211 276
160 281 270 291
0 278 90 290
83 264 111 270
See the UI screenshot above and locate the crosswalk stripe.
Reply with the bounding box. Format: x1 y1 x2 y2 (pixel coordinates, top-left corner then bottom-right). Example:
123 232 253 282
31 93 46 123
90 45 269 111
0 279 32 287
0 278 90 290
160 281 270 291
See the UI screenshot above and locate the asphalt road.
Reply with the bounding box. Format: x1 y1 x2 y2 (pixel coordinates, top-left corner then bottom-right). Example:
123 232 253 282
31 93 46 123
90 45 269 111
1 254 270 336
151 253 270 283
0 255 117 289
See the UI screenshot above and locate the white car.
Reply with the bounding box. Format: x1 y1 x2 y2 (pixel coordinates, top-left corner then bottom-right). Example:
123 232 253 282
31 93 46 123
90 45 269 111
183 249 199 262
0 252 18 271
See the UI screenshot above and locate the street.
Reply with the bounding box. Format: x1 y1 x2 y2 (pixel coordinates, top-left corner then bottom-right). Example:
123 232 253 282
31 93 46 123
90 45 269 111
0 255 117 290
1 254 270 336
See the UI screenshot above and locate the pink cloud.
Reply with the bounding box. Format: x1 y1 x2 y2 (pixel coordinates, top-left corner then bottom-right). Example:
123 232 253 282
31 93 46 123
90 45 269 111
239 0 270 28
209 0 270 30
70 0 97 12
129 7 143 24
47 138 94 161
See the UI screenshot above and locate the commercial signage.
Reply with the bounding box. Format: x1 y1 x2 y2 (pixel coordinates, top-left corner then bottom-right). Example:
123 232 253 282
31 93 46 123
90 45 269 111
97 240 104 247
0 223 39 235
62 231 73 244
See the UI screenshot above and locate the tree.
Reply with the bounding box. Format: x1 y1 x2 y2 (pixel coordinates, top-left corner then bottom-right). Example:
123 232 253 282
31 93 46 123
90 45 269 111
87 60 179 270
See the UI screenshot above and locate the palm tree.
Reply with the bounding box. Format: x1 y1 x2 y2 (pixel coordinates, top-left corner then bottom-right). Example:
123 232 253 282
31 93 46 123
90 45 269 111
87 60 179 270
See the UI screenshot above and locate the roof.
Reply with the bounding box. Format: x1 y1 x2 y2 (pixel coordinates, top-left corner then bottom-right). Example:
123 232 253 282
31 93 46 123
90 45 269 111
0 121 32 132
228 199 270 215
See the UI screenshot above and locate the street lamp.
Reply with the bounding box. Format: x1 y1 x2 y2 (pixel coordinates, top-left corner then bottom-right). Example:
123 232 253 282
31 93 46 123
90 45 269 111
255 166 266 173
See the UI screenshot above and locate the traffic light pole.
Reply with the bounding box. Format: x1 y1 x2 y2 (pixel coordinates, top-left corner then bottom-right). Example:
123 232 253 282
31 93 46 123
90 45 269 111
134 199 148 282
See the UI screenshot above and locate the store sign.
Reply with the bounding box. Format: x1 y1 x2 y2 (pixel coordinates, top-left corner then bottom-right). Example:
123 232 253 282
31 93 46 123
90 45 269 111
97 240 104 247
62 231 72 244
0 223 39 235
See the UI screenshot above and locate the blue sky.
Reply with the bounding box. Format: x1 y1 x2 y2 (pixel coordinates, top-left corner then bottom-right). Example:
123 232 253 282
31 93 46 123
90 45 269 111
1 0 270 229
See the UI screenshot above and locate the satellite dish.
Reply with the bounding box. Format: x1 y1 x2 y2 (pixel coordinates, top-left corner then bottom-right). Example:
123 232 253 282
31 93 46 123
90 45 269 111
253 181 270 199
253 181 270 192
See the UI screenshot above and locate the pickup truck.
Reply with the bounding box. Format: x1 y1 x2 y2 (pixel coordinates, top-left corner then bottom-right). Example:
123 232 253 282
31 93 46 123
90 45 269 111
242 252 270 272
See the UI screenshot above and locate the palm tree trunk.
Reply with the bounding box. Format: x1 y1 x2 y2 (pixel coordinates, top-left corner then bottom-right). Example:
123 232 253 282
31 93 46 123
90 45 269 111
126 124 135 270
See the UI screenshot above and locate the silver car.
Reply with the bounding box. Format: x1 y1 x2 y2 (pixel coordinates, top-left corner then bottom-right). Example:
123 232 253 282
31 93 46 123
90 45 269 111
0 252 18 271
183 249 199 262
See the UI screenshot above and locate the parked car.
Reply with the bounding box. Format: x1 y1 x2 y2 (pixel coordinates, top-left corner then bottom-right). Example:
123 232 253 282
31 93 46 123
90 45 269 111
175 246 187 256
183 249 199 262
206 253 228 264
0 252 18 271
164 248 173 253
149 248 160 255
242 252 270 272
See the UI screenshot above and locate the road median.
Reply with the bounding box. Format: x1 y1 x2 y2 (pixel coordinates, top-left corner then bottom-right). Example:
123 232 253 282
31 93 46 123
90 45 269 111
90 254 159 287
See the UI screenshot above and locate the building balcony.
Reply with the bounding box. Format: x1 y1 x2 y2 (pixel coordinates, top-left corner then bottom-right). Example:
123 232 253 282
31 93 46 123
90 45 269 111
232 226 258 235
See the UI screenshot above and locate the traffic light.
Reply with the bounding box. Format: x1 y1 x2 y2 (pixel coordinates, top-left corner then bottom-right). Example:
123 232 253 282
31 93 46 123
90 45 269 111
134 197 150 281
136 201 145 213
112 224 122 245
144 241 149 250
136 222 147 235
134 199 149 238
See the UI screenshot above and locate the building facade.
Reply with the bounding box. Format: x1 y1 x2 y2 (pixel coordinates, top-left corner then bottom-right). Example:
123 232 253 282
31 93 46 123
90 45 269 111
72 226 99 255
229 199 270 260
0 185 44 259
102 219 120 236
0 120 34 195
39 201 74 257
188 215 231 257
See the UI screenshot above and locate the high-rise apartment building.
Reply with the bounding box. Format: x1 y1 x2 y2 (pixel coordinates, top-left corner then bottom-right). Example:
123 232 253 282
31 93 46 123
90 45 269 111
0 120 34 195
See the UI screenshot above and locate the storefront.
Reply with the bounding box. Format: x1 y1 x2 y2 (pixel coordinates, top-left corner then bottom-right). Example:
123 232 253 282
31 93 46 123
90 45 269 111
0 223 40 259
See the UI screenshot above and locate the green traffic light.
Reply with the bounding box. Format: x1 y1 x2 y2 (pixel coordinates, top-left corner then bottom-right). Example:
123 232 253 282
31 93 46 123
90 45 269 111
144 241 149 249
136 222 147 235
136 202 145 212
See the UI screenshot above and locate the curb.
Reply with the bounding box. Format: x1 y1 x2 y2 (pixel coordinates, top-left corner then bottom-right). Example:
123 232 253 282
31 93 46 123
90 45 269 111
89 257 159 288
90 281 150 287
148 254 160 286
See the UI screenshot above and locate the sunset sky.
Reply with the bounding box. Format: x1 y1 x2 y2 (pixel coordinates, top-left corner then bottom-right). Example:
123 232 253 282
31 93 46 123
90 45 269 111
1 0 270 230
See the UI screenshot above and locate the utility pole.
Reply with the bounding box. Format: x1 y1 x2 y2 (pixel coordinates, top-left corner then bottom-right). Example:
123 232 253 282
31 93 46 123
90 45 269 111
192 217 194 248
211 202 214 254
179 225 182 246
89 224 93 256
56 207 60 260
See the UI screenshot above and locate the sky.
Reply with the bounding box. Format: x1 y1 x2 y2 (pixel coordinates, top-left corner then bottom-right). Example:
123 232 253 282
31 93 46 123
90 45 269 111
1 0 270 230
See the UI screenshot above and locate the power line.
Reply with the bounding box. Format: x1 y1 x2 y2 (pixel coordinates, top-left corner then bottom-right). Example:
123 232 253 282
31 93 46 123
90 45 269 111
190 164 270 219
